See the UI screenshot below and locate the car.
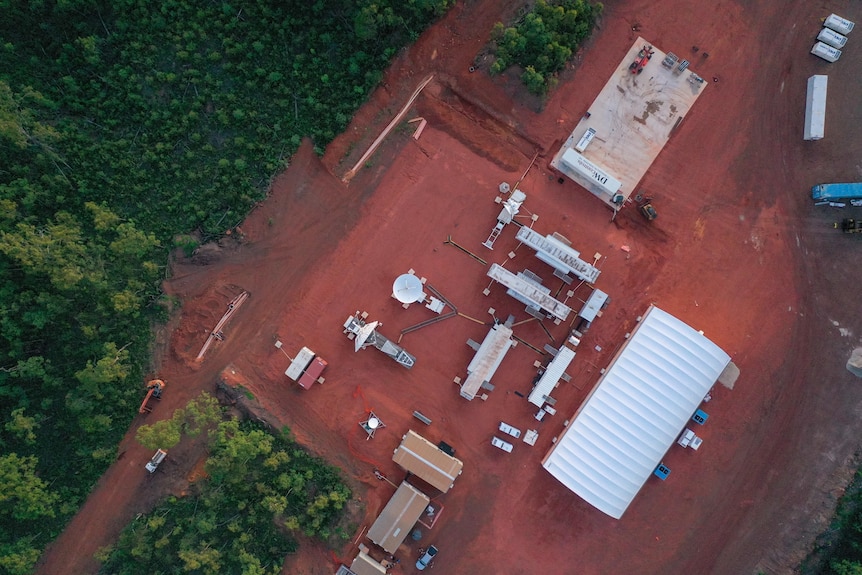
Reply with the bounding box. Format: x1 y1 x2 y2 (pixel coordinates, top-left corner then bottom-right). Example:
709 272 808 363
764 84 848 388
416 545 438 571
145 449 167 473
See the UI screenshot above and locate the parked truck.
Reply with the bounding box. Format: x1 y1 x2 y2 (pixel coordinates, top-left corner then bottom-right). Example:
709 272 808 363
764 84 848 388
145 449 167 473
812 183 862 201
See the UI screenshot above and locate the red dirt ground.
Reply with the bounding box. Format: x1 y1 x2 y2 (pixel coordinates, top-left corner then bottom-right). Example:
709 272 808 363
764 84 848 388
37 1 862 574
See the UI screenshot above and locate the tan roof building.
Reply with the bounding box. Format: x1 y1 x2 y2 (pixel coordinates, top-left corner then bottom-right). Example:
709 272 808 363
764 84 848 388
392 430 464 493
367 481 429 553
349 550 387 575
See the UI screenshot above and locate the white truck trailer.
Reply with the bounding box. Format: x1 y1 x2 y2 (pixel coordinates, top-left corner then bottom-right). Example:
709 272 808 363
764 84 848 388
803 75 827 141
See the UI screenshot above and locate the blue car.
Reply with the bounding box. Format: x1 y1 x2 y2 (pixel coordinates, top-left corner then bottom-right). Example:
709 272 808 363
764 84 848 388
416 545 438 570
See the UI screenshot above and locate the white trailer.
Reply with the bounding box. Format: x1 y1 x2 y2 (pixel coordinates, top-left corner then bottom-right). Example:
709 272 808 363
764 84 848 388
498 422 522 439
574 127 597 153
804 75 828 141
491 436 514 453
824 14 854 35
817 27 848 49
811 41 842 63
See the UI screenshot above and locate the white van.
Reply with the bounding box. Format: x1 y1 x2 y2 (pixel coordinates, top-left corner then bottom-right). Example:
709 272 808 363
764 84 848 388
811 42 842 63
817 27 848 49
824 14 854 35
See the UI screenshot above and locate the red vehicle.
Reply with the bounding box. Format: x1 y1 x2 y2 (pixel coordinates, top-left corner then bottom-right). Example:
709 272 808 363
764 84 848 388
139 379 165 414
629 45 654 74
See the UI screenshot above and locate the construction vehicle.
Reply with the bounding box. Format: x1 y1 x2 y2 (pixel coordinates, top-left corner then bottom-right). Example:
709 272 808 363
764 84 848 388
836 218 862 233
145 449 167 473
635 194 657 221
139 379 165 414
629 45 654 74
640 202 658 221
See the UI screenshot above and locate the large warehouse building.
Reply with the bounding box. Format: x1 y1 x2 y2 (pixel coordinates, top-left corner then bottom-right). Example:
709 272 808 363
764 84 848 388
541 305 732 519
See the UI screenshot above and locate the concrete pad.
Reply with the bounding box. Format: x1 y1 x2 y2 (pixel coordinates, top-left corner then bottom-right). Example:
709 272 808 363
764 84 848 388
551 37 708 209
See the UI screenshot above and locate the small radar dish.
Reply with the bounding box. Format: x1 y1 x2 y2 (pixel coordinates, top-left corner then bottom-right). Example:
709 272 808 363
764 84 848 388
392 273 425 304
367 417 380 429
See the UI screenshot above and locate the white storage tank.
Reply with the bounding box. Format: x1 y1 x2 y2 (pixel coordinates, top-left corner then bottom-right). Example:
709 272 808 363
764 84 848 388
811 41 842 63
824 13 854 35
817 27 848 49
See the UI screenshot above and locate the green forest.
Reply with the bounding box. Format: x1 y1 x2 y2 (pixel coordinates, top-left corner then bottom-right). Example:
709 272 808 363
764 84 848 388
801 470 862 574
98 419 351 575
0 0 451 572
490 0 601 95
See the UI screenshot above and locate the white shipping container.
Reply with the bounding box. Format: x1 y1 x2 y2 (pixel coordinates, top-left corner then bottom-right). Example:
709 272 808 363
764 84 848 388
811 41 842 63
817 27 848 49
824 13 854 35
574 127 597 153
804 75 828 141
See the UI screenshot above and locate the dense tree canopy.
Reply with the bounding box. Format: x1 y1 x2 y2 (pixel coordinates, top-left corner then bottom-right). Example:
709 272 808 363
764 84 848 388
490 0 601 95
802 470 862 575
98 419 352 575
0 0 451 571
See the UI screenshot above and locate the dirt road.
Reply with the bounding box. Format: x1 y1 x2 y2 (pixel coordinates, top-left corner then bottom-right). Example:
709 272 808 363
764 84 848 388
37 1 862 574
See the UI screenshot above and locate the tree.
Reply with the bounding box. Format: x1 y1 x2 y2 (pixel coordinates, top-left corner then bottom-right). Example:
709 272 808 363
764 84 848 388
0 453 58 521
4 408 40 445
489 0 601 94
136 392 223 450
522 66 547 95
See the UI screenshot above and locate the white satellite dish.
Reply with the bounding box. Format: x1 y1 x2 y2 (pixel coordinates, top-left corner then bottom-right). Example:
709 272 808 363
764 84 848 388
355 321 379 352
367 417 380 429
392 273 424 304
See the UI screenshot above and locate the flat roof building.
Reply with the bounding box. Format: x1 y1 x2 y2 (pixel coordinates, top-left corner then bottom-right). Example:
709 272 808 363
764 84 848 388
367 481 430 553
392 430 464 493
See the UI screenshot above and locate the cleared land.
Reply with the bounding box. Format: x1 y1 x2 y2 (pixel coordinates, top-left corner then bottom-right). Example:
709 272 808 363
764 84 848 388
37 1 862 574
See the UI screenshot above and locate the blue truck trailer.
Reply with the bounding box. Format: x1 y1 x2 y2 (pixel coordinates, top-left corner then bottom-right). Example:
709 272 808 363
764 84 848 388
812 183 862 201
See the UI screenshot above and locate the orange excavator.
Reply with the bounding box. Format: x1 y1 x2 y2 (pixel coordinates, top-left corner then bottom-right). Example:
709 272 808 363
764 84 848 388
139 379 166 414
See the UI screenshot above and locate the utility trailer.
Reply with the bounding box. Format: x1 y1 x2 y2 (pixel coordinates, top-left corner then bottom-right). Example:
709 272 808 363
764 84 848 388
284 346 328 389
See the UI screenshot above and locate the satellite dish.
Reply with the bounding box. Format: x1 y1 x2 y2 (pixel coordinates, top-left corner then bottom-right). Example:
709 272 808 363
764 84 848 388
367 417 380 429
392 273 424 304
355 321 379 352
